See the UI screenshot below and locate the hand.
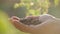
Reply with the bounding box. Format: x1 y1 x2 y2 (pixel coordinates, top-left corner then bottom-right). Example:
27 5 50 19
9 16 34 33
9 15 60 34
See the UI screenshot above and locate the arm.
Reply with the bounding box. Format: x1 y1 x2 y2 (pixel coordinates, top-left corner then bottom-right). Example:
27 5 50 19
10 14 55 33
10 14 60 34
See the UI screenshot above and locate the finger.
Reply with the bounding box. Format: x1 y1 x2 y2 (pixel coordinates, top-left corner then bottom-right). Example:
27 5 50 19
11 16 20 20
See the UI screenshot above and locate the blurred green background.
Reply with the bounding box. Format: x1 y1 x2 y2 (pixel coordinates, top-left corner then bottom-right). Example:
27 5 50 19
0 0 60 34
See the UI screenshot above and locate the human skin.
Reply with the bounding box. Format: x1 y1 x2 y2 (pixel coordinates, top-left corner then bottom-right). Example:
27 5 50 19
10 14 60 34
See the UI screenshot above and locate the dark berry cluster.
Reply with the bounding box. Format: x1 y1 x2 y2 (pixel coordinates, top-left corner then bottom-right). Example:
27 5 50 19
20 16 42 25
